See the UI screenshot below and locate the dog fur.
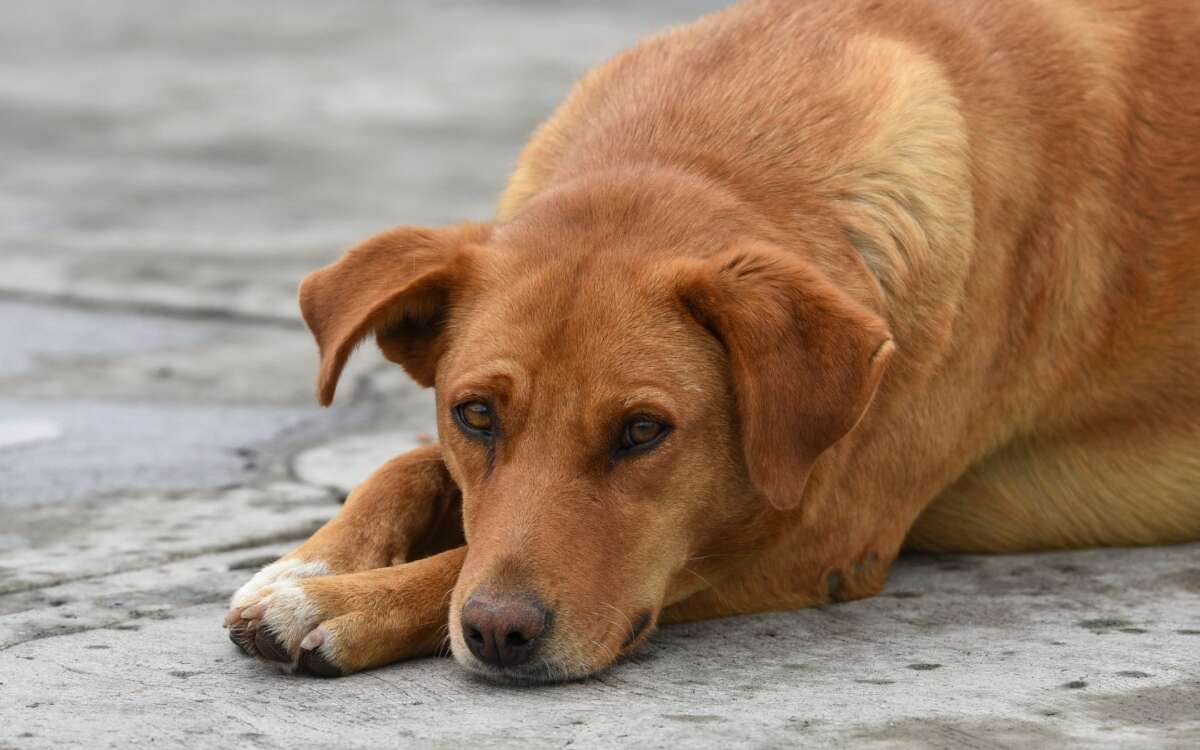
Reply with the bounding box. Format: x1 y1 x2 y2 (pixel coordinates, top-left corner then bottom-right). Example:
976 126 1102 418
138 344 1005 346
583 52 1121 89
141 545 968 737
225 0 1200 681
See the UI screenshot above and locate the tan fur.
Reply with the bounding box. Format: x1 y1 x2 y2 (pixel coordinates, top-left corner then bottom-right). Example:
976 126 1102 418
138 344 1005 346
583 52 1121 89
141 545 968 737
227 0 1200 680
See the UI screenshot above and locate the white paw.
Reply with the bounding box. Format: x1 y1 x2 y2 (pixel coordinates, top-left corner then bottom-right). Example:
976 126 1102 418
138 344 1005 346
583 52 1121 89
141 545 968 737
243 580 324 663
232 579 343 674
229 557 329 613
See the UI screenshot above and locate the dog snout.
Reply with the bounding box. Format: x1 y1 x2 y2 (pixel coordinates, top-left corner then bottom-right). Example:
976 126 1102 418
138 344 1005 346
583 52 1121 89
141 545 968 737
461 590 549 668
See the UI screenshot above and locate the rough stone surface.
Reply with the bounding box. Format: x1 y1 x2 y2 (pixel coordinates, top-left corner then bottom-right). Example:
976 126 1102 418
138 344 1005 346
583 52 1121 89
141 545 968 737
2 545 1198 749
292 430 432 495
1 1 1197 748
0 0 730 321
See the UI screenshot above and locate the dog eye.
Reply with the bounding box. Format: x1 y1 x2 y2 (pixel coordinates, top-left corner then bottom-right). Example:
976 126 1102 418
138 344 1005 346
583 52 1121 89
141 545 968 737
454 401 493 435
617 418 670 455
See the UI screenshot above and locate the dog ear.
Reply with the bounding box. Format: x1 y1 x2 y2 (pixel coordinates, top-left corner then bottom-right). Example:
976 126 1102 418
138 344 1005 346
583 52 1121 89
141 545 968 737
676 243 894 510
298 223 490 405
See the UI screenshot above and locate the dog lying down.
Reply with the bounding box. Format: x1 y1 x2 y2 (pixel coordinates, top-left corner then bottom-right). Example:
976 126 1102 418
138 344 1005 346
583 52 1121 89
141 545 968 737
225 0 1200 682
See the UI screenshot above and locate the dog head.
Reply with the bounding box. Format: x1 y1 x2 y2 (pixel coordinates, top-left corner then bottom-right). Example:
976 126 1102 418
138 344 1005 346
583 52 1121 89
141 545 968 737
298 171 892 681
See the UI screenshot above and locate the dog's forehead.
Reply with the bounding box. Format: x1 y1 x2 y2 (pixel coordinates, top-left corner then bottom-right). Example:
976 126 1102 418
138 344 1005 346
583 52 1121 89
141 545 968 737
446 252 711 397
476 249 669 337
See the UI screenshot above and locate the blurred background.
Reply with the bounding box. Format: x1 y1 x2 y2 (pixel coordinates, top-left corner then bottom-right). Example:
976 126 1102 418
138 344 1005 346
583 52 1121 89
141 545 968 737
0 0 725 510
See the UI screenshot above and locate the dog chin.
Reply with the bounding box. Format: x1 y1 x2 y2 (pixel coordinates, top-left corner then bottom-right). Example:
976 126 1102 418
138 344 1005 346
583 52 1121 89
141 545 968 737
452 647 602 685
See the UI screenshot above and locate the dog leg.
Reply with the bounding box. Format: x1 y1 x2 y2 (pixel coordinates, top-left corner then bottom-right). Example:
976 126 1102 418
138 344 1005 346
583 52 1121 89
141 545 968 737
660 553 893 626
907 416 1200 553
231 547 466 676
660 519 905 625
226 444 462 656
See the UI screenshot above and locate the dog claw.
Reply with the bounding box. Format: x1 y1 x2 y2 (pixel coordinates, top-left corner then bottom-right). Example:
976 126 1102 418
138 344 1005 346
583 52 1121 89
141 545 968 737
299 647 343 677
240 602 267 620
254 628 292 663
228 624 256 655
299 627 325 651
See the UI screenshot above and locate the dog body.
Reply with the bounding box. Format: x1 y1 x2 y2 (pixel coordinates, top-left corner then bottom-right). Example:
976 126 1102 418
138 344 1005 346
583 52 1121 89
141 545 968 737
227 0 1200 680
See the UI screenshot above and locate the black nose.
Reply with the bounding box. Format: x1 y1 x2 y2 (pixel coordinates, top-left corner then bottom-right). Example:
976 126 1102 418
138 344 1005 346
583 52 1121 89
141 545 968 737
461 591 548 668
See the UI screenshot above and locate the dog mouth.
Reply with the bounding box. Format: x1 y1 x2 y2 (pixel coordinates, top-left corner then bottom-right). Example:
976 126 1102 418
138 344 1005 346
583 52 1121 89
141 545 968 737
460 657 589 685
454 608 659 684
622 610 654 650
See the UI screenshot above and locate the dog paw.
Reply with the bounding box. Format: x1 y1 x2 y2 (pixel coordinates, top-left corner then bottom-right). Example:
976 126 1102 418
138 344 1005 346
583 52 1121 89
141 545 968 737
225 557 329 654
226 577 358 677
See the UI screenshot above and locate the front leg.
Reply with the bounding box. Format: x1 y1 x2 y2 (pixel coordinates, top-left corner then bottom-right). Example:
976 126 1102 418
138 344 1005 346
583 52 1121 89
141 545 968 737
226 444 462 655
233 547 466 676
660 521 901 625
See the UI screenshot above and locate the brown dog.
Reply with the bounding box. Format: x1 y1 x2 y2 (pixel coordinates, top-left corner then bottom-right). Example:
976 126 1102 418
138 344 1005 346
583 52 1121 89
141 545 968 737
225 0 1200 681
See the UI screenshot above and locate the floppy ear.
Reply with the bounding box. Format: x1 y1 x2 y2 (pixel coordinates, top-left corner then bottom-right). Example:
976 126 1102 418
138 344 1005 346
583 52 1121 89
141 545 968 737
298 223 490 405
677 244 894 510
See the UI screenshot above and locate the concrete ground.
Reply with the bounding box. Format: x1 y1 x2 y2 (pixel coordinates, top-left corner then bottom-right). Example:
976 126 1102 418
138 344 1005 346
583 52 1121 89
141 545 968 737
1 1 1197 748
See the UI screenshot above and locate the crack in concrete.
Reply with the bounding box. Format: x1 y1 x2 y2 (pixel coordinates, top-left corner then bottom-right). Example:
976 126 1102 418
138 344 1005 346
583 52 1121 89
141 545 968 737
0 625 100 652
0 289 303 330
0 524 323 596
0 591 228 651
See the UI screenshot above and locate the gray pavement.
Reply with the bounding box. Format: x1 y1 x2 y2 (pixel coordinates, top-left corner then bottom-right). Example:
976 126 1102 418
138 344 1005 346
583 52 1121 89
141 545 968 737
0 2 1197 748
